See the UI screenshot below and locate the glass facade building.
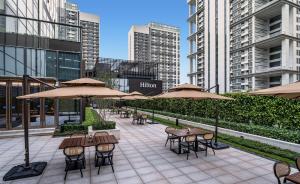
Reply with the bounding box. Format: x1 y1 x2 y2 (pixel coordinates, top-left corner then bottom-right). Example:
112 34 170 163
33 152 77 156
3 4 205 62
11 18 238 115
0 0 82 130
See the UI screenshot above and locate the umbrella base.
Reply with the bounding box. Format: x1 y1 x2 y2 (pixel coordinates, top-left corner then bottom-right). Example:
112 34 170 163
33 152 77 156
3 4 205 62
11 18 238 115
211 141 230 150
3 162 47 181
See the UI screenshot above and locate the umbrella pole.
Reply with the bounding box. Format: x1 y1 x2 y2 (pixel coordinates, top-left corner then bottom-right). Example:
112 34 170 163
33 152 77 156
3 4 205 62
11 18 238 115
23 77 30 167
3 75 47 181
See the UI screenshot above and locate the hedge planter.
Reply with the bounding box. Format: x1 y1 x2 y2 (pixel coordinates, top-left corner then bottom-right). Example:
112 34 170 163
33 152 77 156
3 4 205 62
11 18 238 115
88 126 120 140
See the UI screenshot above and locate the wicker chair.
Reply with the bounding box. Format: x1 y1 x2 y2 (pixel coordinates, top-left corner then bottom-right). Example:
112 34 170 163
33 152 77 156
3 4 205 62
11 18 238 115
132 113 139 124
296 157 300 171
95 144 115 174
94 132 109 137
140 114 148 124
70 133 86 138
63 146 86 180
198 133 215 156
164 127 178 148
180 135 198 160
273 162 292 184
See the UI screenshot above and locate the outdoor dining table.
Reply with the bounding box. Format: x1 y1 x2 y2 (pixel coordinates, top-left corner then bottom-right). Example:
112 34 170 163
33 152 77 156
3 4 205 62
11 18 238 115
59 135 118 149
285 172 300 184
166 128 211 154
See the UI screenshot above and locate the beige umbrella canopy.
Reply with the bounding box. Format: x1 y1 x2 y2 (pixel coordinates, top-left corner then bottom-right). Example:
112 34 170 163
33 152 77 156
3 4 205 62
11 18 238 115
250 81 300 99
122 91 149 100
153 83 232 100
17 86 128 99
61 77 105 86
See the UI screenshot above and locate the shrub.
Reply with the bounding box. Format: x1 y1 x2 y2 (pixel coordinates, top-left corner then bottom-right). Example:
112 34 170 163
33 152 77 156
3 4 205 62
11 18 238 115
140 109 300 143
60 123 87 133
83 108 116 130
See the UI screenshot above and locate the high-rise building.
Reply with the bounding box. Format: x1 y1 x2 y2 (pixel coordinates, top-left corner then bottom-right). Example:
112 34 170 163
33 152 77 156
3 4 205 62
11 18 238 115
59 1 80 42
188 0 300 92
80 12 100 70
230 0 299 92
128 23 180 90
187 0 230 93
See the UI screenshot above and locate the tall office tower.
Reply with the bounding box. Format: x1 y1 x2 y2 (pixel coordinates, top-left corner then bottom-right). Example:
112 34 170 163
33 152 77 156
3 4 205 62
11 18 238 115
229 0 299 92
0 0 82 80
187 0 230 93
80 12 100 70
128 23 180 90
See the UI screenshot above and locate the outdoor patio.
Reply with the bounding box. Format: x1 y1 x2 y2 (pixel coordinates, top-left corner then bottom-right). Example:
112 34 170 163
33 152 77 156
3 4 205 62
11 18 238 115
0 113 292 184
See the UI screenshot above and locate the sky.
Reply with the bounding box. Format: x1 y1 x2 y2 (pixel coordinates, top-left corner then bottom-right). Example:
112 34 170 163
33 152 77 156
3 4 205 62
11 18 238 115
73 0 189 83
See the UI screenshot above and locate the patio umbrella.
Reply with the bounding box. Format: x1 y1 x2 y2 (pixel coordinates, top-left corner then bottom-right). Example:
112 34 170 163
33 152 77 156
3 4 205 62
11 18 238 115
3 76 127 181
153 83 233 149
250 81 300 99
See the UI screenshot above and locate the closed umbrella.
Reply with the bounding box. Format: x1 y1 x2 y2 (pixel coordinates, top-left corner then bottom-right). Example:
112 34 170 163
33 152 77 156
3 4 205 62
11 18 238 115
153 83 233 149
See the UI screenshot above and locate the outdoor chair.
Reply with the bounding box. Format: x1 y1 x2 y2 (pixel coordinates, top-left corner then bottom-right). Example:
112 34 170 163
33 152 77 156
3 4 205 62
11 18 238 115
273 162 292 184
132 113 139 124
95 143 115 174
180 135 198 160
70 133 86 138
198 133 216 156
296 157 300 171
94 132 109 137
140 114 148 124
165 127 178 148
63 146 86 180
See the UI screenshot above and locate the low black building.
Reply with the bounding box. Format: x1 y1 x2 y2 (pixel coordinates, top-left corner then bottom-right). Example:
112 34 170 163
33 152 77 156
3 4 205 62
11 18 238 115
85 57 163 96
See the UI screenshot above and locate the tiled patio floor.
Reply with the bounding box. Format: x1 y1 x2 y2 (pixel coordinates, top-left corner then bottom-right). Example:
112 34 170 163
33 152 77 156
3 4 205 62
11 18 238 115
0 114 294 184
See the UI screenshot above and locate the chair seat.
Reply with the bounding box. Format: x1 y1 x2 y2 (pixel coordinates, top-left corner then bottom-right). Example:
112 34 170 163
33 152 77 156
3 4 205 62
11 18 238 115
198 140 212 147
180 142 194 148
65 153 85 162
169 135 178 139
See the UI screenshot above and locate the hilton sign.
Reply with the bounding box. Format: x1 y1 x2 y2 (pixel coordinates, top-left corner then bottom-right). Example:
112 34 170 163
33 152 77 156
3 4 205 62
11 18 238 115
129 79 162 96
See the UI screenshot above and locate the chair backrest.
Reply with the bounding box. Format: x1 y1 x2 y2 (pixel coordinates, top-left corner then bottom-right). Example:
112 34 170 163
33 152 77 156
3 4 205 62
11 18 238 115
94 132 109 137
165 127 176 133
96 144 115 152
203 133 214 141
64 146 84 157
142 114 147 118
296 157 300 171
70 133 86 138
273 162 291 184
185 135 196 142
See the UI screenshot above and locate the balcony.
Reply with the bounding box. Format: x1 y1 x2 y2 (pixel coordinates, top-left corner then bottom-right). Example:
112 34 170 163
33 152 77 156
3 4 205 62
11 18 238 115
255 32 294 48
252 66 297 77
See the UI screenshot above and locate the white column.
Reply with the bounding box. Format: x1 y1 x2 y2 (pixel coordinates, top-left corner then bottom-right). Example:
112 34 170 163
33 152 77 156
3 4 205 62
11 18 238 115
281 4 290 35
281 39 290 85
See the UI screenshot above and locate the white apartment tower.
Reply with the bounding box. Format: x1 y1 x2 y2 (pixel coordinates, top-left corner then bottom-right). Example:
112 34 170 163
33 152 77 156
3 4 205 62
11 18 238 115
230 0 299 91
80 12 100 70
188 0 300 92
59 1 80 42
128 23 180 90
187 0 230 93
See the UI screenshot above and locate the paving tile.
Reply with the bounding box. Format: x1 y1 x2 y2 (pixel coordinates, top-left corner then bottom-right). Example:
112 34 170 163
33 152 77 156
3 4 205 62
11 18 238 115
178 165 200 174
136 166 157 175
115 169 137 180
117 176 143 184
167 175 193 184
215 174 241 184
140 171 164 183
187 171 211 181
161 169 183 178
197 178 223 184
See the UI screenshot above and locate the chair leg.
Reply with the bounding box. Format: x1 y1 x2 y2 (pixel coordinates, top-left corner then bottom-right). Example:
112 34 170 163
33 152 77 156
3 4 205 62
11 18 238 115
109 157 114 172
187 143 190 160
205 145 208 156
165 137 169 147
64 164 69 180
80 169 83 177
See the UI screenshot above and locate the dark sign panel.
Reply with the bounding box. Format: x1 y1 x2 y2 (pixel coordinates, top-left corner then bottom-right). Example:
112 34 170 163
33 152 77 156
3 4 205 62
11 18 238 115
128 79 162 96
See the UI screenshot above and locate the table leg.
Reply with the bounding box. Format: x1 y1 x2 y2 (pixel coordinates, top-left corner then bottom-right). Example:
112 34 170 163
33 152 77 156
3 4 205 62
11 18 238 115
178 137 182 154
195 138 198 152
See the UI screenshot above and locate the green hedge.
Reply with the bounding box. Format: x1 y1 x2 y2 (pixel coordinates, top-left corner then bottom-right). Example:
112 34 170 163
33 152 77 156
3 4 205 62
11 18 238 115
83 108 116 130
127 93 300 131
141 109 300 143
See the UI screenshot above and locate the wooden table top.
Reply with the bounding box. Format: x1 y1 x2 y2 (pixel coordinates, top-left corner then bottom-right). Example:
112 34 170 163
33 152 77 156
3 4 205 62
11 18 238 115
286 172 300 184
59 135 118 149
166 128 210 137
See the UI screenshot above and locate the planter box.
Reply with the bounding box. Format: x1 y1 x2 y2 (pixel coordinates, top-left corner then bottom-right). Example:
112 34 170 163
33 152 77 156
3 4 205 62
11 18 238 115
88 126 120 140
